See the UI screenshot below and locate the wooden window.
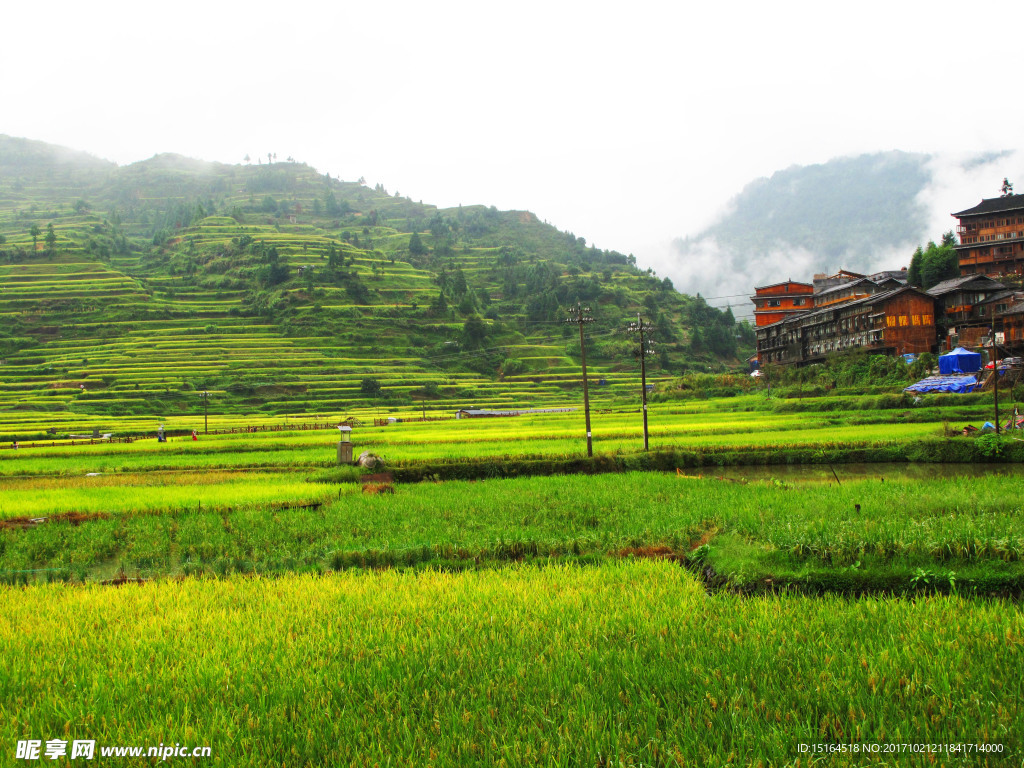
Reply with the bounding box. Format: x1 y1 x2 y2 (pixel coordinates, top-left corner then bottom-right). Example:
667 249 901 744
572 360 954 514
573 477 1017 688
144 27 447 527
886 316 896 327
912 315 921 325
898 315 909 326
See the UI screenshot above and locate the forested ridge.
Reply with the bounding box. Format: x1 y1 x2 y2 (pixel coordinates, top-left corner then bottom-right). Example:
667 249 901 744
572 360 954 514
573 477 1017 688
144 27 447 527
0 136 749 416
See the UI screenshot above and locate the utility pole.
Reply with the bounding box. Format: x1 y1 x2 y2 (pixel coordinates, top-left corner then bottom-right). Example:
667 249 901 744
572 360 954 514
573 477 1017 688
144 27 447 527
627 313 655 451
992 332 1000 436
566 302 594 457
200 390 210 434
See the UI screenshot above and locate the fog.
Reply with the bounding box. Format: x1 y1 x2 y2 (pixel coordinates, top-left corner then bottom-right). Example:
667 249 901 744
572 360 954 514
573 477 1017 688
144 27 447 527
2 0 1022 316
646 151 1024 320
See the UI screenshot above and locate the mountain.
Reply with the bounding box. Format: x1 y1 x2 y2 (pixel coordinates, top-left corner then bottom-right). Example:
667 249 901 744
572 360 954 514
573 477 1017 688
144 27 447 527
666 152 934 307
0 136 748 421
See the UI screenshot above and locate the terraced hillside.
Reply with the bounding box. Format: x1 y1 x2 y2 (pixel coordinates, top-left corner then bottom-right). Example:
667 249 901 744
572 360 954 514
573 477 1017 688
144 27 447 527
0 136 751 421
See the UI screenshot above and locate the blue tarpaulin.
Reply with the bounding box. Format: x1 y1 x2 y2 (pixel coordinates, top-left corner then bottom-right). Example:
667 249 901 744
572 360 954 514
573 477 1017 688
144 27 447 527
905 375 980 394
938 347 982 374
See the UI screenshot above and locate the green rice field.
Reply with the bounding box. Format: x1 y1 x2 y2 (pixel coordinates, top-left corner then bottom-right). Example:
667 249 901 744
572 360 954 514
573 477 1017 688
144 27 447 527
1 392 1022 767
1 562 1021 766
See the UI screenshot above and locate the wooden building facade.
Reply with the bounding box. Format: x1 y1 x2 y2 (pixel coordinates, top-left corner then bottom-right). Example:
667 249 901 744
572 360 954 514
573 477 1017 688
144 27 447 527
926 275 1007 350
1002 302 1024 350
756 287 936 365
953 195 1024 278
751 280 814 327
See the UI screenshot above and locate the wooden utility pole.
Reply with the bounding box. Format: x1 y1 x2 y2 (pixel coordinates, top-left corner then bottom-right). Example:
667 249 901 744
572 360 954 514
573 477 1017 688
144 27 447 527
200 390 210 434
992 333 1000 435
566 303 594 457
627 313 655 451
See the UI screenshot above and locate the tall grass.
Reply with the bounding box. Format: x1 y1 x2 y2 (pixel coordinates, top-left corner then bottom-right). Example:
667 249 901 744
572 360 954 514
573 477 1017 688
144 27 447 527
0 562 1020 766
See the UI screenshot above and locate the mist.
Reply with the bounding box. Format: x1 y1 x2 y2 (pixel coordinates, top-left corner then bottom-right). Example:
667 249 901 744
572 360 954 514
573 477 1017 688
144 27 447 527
641 151 1024 320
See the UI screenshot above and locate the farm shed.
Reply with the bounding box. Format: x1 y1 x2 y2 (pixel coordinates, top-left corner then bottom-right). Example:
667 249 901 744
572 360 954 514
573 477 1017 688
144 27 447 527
938 347 982 374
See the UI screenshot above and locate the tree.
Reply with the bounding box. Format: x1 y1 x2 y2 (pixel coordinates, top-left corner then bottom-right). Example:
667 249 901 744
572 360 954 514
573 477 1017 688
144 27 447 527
29 224 40 251
408 232 426 256
44 223 57 255
920 240 959 289
360 378 382 397
907 245 924 286
324 191 341 216
451 268 468 297
462 314 488 349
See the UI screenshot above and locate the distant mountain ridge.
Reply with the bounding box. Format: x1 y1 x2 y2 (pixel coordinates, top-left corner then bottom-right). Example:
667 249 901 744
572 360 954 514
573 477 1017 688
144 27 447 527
666 152 935 307
0 135 749 421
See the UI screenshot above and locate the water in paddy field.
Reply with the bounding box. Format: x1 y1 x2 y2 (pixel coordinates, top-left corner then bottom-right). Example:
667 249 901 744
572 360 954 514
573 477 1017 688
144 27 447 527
708 462 1024 484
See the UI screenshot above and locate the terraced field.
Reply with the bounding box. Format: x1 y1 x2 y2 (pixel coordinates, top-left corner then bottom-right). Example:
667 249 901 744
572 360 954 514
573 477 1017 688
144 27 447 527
1 140 751 424
4 137 1022 767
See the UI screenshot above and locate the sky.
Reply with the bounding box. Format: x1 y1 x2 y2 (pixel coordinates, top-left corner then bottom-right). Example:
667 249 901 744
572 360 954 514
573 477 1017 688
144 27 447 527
3 0 1023 296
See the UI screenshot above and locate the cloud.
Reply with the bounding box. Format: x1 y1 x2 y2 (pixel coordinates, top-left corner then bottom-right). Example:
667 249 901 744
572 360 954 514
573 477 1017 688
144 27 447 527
917 151 1024 240
649 150 1024 318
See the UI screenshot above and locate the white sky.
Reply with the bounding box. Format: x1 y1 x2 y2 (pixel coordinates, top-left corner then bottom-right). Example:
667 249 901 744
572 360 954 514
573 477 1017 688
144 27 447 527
3 0 1023 284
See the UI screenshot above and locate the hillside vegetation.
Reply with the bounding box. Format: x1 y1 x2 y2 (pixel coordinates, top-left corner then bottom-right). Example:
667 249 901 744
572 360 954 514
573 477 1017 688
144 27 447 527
0 136 750 419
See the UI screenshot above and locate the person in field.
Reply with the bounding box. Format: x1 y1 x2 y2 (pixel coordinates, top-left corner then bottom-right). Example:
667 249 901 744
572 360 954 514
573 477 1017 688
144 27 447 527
191 430 198 441
157 424 165 443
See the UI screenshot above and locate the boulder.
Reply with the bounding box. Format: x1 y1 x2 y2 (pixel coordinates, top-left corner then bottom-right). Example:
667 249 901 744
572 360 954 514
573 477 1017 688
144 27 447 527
356 451 382 469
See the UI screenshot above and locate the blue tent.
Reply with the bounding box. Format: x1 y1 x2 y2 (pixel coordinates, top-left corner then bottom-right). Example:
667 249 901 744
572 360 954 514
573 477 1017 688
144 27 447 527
938 347 982 374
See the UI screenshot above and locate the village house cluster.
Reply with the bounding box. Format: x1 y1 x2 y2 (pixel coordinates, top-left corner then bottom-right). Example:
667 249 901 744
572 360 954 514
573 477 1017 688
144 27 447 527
753 191 1024 366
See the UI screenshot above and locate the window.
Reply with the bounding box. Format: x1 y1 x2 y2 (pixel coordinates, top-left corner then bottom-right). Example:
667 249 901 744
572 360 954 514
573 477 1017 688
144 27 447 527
793 298 805 306
766 299 781 307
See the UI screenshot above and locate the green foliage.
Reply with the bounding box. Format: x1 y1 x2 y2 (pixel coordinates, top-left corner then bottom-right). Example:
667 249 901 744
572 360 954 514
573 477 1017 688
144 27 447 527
359 377 382 397
907 245 924 286
975 433 1004 458
917 235 959 289
0 136 752 420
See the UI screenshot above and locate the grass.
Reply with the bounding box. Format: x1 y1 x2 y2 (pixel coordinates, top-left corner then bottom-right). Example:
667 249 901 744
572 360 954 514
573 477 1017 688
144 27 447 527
1 561 1021 766
5 471 1024 591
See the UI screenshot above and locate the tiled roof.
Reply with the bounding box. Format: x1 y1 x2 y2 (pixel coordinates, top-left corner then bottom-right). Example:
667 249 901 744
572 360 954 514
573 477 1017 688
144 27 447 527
752 280 814 293
952 195 1024 218
926 275 1006 296
814 277 877 298
977 290 1020 306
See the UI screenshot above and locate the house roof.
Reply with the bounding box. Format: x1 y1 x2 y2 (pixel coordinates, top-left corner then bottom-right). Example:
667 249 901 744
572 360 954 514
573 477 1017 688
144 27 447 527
976 290 1021 306
814 277 878 298
455 408 576 416
872 277 907 289
789 286 933 325
756 286 934 333
926 274 1006 297
1001 301 1024 316
753 280 814 293
868 269 908 281
952 195 1024 218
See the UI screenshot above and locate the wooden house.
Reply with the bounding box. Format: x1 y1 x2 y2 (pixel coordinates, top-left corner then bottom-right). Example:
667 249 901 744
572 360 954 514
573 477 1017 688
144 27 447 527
751 280 814 327
755 287 936 365
926 275 1007 349
1001 301 1024 350
953 195 1024 278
